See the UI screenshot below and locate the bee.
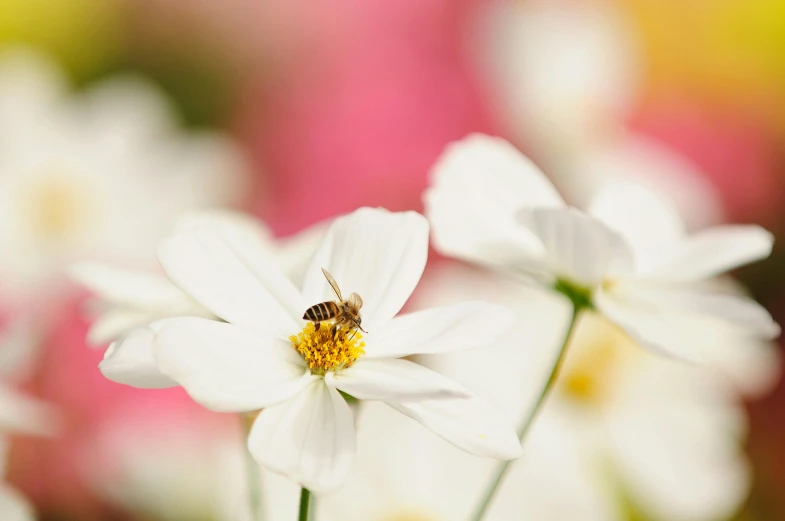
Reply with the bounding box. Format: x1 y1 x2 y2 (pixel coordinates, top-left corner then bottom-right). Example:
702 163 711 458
303 268 367 336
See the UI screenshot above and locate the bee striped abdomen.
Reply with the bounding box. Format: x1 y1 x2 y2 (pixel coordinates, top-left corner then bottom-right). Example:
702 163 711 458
303 301 338 322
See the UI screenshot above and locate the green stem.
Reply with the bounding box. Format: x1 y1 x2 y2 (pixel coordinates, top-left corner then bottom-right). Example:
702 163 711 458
469 303 582 521
298 487 311 521
241 414 264 521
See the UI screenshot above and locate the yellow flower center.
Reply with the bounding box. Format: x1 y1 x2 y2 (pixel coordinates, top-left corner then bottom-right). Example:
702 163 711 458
558 313 639 406
26 177 90 242
561 340 619 404
289 322 365 375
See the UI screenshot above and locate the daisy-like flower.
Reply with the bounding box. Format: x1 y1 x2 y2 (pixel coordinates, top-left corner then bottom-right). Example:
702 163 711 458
412 263 775 521
426 134 779 361
0 48 247 307
110 207 521 493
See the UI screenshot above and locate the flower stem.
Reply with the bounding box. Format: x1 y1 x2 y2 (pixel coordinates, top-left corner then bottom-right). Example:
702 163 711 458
241 414 264 521
469 303 581 521
298 487 311 521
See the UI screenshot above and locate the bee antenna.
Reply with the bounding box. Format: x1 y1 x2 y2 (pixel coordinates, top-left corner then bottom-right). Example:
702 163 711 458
347 320 367 342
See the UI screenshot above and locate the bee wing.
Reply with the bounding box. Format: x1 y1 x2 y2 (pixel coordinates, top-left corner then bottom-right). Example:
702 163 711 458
348 292 363 310
321 267 343 300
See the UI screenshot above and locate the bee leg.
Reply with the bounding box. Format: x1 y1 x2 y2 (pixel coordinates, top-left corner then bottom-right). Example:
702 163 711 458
314 322 321 331
331 324 338 338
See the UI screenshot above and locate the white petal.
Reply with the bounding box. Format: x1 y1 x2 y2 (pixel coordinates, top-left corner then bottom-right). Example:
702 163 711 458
154 317 313 412
648 225 774 281
425 134 563 269
173 209 275 243
0 384 57 436
595 289 701 361
623 284 780 339
158 226 304 338
69 262 187 307
326 358 470 401
0 485 35 521
316 401 487 521
273 219 328 287
86 299 214 346
71 263 213 345
588 181 686 272
0 317 40 380
364 301 516 359
701 332 780 398
87 309 163 346
517 207 634 286
301 208 428 332
387 396 522 460
176 209 325 287
99 327 177 389
248 380 356 494
599 282 782 389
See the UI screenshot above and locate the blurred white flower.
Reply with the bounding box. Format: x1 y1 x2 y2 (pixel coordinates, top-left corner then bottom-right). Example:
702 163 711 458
411 263 772 521
0 319 54 521
87 406 299 521
109 207 520 493
426 134 778 361
479 0 723 229
0 48 248 306
480 0 639 158
0 439 34 521
0 319 56 436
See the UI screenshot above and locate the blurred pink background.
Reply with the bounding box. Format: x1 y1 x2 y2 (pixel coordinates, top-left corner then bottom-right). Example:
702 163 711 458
2 0 785 519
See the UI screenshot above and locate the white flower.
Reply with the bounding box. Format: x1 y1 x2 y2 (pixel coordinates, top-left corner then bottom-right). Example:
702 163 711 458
0 48 248 305
85 211 326 389
411 263 768 521
426 134 779 361
0 439 34 521
530 311 751 521
109 207 521 493
480 0 639 160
